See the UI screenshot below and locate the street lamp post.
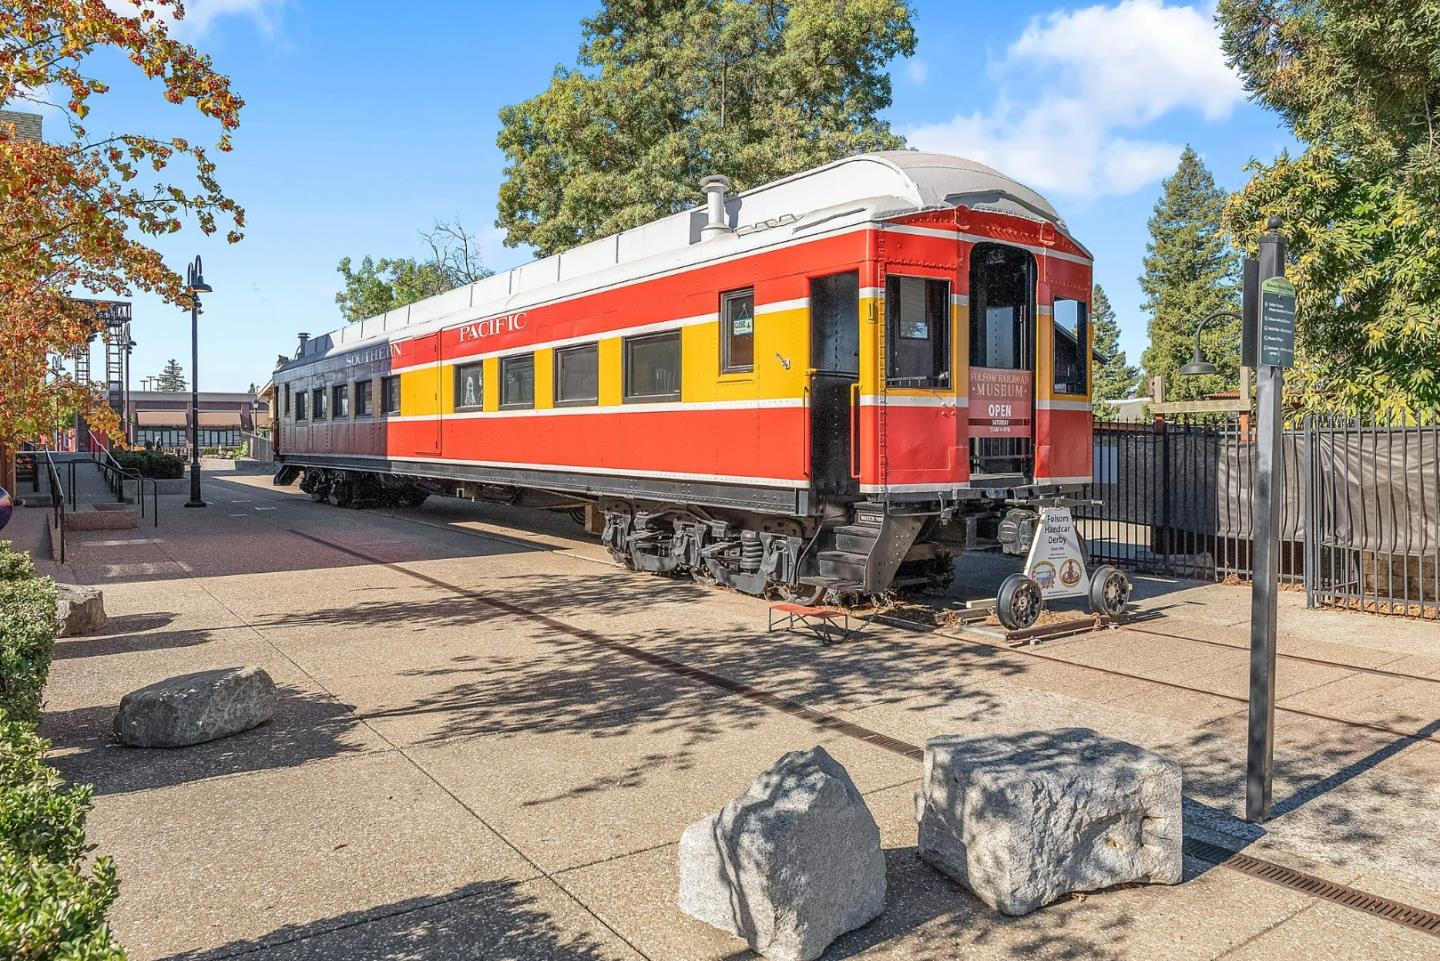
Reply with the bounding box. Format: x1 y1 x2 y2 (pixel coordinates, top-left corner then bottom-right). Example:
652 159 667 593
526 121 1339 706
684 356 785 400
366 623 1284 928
184 256 212 508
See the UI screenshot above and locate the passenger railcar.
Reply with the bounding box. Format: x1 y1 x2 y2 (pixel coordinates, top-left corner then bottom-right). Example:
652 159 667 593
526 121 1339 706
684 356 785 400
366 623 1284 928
271 151 1095 603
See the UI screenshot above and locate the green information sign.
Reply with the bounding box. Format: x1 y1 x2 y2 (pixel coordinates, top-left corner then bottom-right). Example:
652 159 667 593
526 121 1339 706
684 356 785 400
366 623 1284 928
1259 276 1297 368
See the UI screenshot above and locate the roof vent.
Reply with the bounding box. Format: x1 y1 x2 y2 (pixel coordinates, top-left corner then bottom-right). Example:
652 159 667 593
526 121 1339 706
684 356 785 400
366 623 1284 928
699 175 731 239
296 332 310 357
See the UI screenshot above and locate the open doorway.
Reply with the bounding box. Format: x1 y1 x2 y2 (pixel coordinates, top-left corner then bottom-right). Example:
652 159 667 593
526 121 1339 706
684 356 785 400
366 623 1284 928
968 243 1035 480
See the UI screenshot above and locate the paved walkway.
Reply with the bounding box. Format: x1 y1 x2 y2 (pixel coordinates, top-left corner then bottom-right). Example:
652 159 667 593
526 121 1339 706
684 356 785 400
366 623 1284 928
29 469 1440 960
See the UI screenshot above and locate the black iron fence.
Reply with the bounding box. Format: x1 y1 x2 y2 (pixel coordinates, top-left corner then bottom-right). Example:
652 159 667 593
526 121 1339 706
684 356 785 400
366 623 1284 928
1077 411 1439 619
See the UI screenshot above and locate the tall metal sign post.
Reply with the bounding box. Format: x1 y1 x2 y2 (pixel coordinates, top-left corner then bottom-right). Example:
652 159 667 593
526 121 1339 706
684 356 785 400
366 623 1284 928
1247 217 1295 823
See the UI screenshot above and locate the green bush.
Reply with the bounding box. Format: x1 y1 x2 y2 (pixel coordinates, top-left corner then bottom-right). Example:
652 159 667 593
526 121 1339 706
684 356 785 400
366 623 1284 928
112 451 183 480
0 542 37 583
0 718 125 960
0 579 58 726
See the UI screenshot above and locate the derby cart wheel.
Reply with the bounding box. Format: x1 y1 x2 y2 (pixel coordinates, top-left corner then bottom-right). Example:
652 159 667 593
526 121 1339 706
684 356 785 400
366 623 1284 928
1089 565 1132 617
996 573 1043 631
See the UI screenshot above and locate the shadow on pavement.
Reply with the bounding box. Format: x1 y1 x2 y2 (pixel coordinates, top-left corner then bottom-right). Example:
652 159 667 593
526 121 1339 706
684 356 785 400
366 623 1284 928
156 879 618 961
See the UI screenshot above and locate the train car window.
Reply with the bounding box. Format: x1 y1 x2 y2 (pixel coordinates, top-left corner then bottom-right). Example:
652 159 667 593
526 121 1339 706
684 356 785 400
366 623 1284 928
885 275 950 388
721 288 755 373
1052 298 1089 394
500 354 535 409
969 243 1034 370
381 375 401 415
332 384 350 418
355 380 373 416
624 331 681 402
283 385 290 416
555 344 599 405
294 390 307 421
311 387 327 420
454 363 484 411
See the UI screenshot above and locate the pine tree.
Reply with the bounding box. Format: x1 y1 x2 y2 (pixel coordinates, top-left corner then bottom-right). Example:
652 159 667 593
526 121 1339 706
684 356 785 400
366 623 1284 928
154 358 186 392
1139 147 1240 403
1090 285 1138 404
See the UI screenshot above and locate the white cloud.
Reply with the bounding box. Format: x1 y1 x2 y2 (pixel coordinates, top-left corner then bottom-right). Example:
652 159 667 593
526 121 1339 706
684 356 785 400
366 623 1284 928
104 0 284 38
907 0 1243 199
905 59 929 85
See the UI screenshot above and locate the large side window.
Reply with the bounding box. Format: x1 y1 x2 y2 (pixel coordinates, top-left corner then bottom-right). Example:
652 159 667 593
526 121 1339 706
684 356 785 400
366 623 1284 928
624 331 681 402
455 362 483 411
332 384 350 418
294 389 307 421
355 380 373 416
381 375 401 415
311 387 327 421
500 354 534 409
886 275 950 388
1052 297 1088 395
720 288 754 373
555 344 599 405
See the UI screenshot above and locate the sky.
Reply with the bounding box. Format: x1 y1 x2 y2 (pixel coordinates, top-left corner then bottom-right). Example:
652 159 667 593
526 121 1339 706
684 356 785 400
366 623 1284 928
42 0 1293 392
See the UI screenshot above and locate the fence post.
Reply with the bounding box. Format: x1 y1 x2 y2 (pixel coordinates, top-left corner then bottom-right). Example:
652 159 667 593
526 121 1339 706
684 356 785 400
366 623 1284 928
1302 414 1315 607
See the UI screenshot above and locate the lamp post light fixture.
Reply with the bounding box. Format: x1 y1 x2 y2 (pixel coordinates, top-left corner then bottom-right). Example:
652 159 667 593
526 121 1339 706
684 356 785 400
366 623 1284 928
1178 310 1243 378
183 256 212 508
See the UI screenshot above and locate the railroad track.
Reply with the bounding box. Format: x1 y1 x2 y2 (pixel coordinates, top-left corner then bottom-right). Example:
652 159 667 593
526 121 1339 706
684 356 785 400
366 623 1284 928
276 519 1440 938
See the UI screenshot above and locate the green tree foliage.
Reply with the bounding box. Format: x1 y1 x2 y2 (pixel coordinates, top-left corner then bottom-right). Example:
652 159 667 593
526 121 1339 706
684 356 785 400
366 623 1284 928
1218 0 1440 411
1139 147 1240 402
153 359 186 392
495 0 917 256
1090 284 1139 403
1 718 125 961
336 221 493 323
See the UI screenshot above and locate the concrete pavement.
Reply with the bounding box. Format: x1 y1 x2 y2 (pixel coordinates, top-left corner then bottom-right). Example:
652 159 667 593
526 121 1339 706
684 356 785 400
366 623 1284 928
28 464 1440 960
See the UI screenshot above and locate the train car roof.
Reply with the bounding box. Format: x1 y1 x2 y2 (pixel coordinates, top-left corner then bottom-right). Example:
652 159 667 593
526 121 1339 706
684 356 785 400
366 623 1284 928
283 151 1083 370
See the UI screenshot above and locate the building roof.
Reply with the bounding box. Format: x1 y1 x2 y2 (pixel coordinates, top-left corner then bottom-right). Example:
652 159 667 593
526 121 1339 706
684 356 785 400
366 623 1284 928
286 150 1080 370
0 110 42 142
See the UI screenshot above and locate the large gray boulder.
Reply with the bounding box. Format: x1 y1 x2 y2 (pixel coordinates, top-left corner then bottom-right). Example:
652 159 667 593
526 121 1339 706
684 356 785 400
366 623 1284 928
915 728 1182 915
55 584 106 637
678 747 885 961
114 666 277 748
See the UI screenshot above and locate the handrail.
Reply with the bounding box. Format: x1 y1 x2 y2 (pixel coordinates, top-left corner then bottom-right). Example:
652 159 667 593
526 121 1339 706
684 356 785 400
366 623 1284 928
39 447 66 564
92 448 160 528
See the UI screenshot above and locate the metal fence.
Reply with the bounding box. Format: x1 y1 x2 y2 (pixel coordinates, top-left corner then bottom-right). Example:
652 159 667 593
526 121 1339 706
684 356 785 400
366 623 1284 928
1077 411 1439 619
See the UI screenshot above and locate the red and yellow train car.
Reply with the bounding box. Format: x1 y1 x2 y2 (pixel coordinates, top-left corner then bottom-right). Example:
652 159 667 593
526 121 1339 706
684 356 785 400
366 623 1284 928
273 151 1094 602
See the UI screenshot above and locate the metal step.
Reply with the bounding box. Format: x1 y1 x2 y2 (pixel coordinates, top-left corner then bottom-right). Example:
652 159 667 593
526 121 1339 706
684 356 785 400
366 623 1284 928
818 549 868 582
799 576 864 594
833 525 881 553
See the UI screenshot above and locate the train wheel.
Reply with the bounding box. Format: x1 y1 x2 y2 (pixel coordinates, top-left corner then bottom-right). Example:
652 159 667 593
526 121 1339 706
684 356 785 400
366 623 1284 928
996 573 1042 631
331 480 355 508
1088 565 1131 617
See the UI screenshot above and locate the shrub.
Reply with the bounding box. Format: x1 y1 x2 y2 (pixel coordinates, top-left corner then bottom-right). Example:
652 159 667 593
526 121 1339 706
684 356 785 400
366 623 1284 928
0 542 37 583
112 451 183 480
0 578 58 726
0 717 125 960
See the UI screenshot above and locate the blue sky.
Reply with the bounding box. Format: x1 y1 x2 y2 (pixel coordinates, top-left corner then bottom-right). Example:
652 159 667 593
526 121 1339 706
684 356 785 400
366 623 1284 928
53 0 1291 392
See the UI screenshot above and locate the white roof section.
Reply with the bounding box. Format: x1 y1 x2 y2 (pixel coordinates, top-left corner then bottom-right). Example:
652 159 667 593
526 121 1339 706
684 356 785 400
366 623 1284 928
289 151 1077 365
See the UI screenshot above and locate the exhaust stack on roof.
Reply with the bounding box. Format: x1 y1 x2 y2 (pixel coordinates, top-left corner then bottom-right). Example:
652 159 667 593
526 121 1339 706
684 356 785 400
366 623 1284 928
699 175 731 239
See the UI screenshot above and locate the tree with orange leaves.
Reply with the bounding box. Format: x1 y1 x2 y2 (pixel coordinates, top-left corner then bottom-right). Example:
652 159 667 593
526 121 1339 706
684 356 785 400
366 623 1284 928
0 0 245 486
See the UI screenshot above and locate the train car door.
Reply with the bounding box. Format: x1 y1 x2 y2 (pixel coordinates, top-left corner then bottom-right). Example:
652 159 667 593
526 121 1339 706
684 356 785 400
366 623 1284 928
808 271 860 498
967 243 1036 482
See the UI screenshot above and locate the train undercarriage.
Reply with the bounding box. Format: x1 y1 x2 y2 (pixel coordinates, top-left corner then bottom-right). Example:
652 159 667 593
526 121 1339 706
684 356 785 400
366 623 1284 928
283 466 1075 608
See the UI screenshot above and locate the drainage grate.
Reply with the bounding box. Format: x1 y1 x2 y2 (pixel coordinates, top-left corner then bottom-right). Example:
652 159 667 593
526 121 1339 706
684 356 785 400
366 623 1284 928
289 529 1440 941
1185 838 1440 937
